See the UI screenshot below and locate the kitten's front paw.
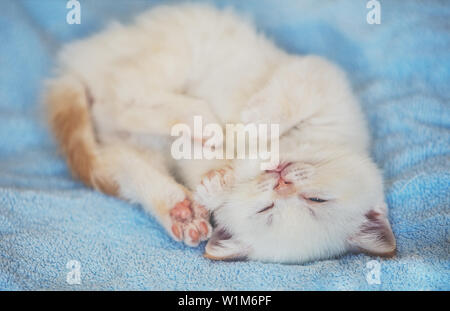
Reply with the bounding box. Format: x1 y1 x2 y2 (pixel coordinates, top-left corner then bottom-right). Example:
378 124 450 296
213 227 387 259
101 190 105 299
169 198 212 247
194 166 233 210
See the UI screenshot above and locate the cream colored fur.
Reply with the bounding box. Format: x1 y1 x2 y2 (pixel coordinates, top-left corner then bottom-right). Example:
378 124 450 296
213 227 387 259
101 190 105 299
46 4 395 263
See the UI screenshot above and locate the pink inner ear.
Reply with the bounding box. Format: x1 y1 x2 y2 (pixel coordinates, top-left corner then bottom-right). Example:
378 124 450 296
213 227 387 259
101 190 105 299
365 210 382 223
349 208 396 257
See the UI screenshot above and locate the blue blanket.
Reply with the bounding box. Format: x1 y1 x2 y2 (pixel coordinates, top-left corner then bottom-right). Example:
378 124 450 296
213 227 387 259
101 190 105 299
0 0 449 290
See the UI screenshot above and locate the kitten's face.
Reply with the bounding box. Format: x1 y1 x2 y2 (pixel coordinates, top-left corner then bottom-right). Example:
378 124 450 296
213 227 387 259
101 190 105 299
204 147 396 263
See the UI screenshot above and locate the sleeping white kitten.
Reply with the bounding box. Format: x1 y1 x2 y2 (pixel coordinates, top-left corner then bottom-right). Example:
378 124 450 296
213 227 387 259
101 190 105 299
45 4 395 263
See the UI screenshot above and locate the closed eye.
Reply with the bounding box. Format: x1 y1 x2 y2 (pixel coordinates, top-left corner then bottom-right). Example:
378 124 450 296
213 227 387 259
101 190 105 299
257 203 274 213
307 197 327 203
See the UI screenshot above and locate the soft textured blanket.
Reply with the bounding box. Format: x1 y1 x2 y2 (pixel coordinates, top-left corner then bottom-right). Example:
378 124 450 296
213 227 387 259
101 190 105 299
0 0 449 290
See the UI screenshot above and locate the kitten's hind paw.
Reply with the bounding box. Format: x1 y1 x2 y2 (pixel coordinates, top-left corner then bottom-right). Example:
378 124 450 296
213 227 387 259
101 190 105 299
169 198 212 247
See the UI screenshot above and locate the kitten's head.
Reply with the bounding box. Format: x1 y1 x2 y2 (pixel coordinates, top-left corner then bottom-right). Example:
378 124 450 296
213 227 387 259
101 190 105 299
204 145 396 263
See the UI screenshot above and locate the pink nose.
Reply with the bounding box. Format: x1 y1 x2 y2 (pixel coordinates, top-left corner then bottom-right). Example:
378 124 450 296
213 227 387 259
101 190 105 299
266 162 292 174
265 162 295 196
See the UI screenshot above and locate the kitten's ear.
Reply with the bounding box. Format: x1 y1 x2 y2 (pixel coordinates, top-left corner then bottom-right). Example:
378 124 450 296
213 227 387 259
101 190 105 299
204 227 249 261
348 203 396 257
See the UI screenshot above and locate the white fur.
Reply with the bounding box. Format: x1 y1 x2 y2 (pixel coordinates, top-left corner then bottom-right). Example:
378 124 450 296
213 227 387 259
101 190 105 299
50 4 394 263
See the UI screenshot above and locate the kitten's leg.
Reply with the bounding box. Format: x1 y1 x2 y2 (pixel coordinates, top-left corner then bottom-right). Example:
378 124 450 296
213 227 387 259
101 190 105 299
46 76 211 245
94 93 221 141
100 143 211 246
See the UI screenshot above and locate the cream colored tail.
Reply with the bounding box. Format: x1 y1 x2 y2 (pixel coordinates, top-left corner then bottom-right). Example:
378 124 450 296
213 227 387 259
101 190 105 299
45 76 118 196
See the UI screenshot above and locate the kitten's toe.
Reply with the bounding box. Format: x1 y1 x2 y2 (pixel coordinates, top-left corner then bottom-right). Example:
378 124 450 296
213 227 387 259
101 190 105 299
170 223 184 242
203 165 233 187
183 223 201 247
195 219 212 240
183 219 211 246
191 201 209 219
191 202 212 240
182 219 211 246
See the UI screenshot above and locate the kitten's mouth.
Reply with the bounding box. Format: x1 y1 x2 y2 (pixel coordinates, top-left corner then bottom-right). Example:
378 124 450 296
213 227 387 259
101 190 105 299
266 162 296 196
274 178 296 196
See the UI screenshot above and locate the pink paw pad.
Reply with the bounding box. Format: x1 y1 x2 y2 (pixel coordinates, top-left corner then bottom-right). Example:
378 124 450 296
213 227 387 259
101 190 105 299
171 224 183 240
168 198 211 246
170 199 192 221
189 228 200 242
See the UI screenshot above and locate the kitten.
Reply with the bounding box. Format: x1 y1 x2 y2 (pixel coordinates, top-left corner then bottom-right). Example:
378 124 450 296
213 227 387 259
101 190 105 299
45 4 395 263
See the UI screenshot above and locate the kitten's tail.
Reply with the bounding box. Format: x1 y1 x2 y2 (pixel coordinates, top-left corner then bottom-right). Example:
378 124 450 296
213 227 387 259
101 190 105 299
45 75 118 196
